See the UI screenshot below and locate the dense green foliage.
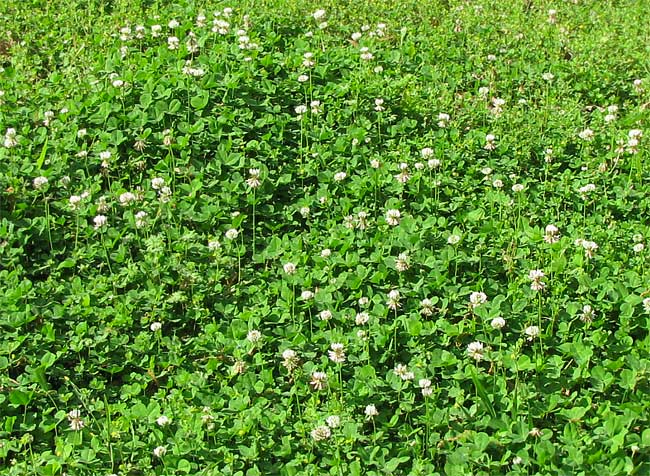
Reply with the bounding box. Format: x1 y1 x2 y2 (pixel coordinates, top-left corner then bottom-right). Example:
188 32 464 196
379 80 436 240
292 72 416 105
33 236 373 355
2 0 650 474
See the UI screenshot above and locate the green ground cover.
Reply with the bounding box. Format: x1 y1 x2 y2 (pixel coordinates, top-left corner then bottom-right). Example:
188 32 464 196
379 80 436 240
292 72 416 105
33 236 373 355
2 0 650 474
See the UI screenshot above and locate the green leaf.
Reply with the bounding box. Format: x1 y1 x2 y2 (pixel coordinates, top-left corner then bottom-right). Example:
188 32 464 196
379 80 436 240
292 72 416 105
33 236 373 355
169 99 181 114
9 389 33 406
177 459 192 473
641 428 650 447
470 367 496 418
190 90 209 110
36 137 48 170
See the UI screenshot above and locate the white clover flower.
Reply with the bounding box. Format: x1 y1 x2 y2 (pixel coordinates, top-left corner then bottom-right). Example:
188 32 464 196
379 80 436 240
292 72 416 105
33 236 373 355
225 228 239 240
326 415 340 428
544 224 560 243
491 97 506 115
134 211 147 228
246 329 262 343
467 341 484 361
437 112 450 127
578 183 596 197
492 179 504 188
419 378 433 397
420 298 435 316
309 100 321 114
582 240 598 258
633 243 644 253
360 47 374 60
168 19 179 28
525 325 540 340
491 317 506 329
447 234 461 245
542 72 554 81
295 105 308 115
67 409 85 431
299 206 310 218
282 349 296 360
351 32 362 41
364 404 378 418
578 128 594 141
528 269 546 291
548 9 557 23
356 211 369 230
4 127 18 148
153 446 167 458
319 310 333 321
301 290 314 300
355 312 369 325
629 129 643 139
358 296 369 306
328 343 346 363
374 98 385 111
393 363 414 381
370 158 381 168
311 425 331 441
232 360 246 375
320 248 331 258
150 321 162 332
395 252 410 272
298 74 309 83
310 371 328 390
119 191 136 206
387 289 401 310
93 215 108 230
420 147 434 158
96 196 109 213
246 168 262 188
512 183 525 192
544 147 553 163
167 36 179 50
394 164 410 184
182 61 205 77
469 291 487 308
206 239 221 253
579 304 595 323
283 262 297 275
281 349 300 371
312 9 326 20
69 195 82 209
484 134 497 150
33 176 49 190
156 415 171 426
334 171 347 182
385 209 401 226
